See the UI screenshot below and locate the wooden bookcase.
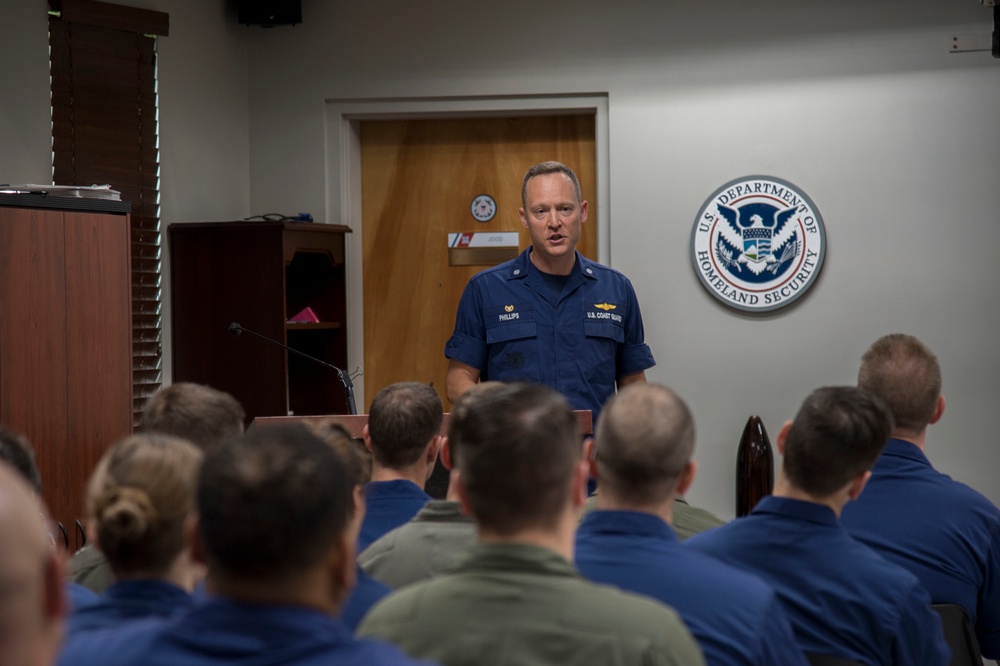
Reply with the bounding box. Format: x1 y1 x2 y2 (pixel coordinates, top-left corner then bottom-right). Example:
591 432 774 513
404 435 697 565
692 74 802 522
0 194 134 545
169 221 352 422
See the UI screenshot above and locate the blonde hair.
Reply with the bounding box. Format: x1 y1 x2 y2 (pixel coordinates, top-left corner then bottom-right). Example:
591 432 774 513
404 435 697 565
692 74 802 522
86 433 202 577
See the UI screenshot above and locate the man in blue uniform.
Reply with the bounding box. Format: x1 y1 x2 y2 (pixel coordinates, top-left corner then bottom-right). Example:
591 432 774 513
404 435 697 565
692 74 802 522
59 424 430 666
360 433 475 589
686 386 949 666
841 334 1000 660
359 382 502 590
445 161 654 418
359 382 442 551
576 383 807 666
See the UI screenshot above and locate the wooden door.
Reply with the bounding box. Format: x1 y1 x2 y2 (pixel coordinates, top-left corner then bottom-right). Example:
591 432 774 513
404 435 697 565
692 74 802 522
361 115 597 408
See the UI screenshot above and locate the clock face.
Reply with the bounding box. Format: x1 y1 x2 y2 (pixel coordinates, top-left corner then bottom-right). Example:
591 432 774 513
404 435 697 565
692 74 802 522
471 194 497 222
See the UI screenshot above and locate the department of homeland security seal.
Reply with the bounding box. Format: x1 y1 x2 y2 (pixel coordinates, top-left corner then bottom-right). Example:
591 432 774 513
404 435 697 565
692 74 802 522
690 176 826 313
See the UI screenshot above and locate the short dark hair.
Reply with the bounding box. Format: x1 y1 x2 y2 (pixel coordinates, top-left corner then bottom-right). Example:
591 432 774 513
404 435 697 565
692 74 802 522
858 334 941 432
197 424 353 582
446 381 507 466
367 383 443 469
449 382 581 535
309 420 369 487
0 426 42 494
521 161 583 209
783 386 894 497
140 383 245 452
595 384 695 505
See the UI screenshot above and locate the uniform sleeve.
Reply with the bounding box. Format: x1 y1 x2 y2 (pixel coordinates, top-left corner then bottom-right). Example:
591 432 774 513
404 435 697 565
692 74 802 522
443 279 488 371
893 583 951 666
616 278 655 378
976 520 1000 658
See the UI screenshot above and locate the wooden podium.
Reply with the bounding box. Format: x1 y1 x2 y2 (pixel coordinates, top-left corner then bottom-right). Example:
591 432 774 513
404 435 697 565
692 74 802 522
0 194 134 547
249 411 594 439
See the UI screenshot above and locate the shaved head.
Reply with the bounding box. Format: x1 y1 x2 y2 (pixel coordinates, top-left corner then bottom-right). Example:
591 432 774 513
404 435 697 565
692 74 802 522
595 383 695 506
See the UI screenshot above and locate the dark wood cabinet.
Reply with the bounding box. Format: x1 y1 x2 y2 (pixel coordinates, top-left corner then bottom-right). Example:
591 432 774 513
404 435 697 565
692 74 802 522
169 221 351 422
0 195 134 543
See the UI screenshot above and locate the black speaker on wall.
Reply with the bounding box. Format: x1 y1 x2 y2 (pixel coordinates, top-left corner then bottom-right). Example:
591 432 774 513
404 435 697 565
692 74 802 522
238 0 301 27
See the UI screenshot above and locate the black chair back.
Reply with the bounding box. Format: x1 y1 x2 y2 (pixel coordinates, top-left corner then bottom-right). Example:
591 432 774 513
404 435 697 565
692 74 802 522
932 603 983 666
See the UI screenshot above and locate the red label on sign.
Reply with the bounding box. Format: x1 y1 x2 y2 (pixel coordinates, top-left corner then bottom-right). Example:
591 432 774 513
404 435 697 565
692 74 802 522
456 233 474 247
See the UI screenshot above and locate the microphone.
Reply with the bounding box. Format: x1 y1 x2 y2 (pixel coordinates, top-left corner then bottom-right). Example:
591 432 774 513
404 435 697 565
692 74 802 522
227 321 357 415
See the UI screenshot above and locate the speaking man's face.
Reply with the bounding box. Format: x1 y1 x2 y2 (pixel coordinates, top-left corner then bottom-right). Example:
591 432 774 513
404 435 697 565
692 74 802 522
519 172 587 270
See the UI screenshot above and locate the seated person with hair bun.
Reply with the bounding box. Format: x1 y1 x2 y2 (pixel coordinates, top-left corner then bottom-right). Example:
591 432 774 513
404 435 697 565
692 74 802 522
62 424 433 666
70 382 245 595
61 433 204 646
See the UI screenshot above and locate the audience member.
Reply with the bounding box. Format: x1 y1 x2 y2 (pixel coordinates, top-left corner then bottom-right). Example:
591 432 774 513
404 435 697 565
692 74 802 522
0 426 98 611
70 382 245 593
841 334 1000 658
359 382 705 666
575 383 807 666
0 425 43 494
0 461 66 666
60 433 203 650
359 437 472 588
359 382 443 550
62 424 432 665
140 382 246 451
687 386 948 666
358 384 506 588
667 496 725 539
308 420 391 632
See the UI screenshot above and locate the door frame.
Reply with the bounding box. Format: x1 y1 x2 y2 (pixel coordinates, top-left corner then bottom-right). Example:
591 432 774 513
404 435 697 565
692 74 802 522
325 95 610 405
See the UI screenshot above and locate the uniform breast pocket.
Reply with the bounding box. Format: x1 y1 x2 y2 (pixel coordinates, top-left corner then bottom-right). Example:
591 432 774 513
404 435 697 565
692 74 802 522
484 304 541 382
583 320 624 390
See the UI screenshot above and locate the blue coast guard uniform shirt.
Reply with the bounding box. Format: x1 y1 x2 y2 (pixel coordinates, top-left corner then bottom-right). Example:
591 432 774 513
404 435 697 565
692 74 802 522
340 565 391 632
360 479 432 552
58 597 436 666
686 496 950 666
445 248 655 420
841 438 1000 658
576 510 809 666
65 579 193 637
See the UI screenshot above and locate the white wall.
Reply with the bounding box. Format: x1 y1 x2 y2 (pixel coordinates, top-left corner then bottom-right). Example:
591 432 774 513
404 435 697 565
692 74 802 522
0 0 54 184
243 0 1000 517
2 0 997 518
148 0 252 382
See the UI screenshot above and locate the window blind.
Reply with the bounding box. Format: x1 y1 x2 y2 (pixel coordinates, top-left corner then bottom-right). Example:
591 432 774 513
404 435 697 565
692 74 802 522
49 0 169 426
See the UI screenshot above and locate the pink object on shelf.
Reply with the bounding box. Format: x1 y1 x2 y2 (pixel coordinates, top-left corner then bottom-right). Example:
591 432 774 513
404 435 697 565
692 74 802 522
287 306 320 323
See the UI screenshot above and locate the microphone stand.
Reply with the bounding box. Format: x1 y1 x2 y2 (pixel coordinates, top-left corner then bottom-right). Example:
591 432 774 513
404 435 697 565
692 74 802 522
228 322 357 415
